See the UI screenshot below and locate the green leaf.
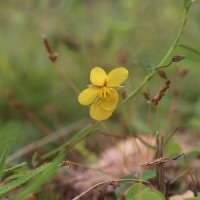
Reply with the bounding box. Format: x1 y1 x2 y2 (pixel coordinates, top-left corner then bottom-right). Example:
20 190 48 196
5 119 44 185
132 60 155 75
1 162 27 177
179 44 200 56
31 152 39 167
145 64 156 75
197 192 200 197
133 190 165 200
164 140 181 156
185 198 200 200
126 183 147 199
142 170 156 180
4 173 25 182
115 182 133 199
186 150 200 160
14 153 64 200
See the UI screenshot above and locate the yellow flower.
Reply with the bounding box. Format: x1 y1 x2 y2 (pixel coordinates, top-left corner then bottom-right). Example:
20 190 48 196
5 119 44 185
78 67 128 121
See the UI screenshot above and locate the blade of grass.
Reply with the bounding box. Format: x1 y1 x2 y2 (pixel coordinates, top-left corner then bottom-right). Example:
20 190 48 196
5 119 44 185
0 162 27 177
14 154 64 200
0 163 53 196
42 123 98 160
179 44 200 55
0 147 9 172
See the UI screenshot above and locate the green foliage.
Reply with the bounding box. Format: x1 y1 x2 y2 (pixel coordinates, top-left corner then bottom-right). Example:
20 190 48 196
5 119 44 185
164 140 181 156
0 162 27 177
0 163 52 196
126 183 165 200
126 183 147 199
115 182 133 199
133 190 165 200
0 148 9 172
14 155 63 200
184 0 193 10
186 150 200 160
142 170 156 180
42 123 94 159
0 0 199 198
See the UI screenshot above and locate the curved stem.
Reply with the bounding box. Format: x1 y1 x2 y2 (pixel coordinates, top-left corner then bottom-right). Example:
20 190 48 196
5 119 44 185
118 3 190 108
72 179 150 200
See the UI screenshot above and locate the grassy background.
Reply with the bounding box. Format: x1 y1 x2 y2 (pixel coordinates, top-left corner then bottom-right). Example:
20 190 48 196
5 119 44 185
0 0 200 197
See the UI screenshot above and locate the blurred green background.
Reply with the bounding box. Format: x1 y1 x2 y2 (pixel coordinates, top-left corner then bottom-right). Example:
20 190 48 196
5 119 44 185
0 0 200 155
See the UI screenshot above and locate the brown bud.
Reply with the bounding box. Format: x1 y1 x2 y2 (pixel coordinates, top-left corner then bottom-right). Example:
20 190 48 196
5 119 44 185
165 79 170 87
172 55 185 62
49 53 58 63
157 70 168 80
121 91 127 100
143 91 150 101
43 36 58 63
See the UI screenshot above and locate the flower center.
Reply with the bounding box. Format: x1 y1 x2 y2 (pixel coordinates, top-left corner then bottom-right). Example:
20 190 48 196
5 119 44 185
100 87 110 99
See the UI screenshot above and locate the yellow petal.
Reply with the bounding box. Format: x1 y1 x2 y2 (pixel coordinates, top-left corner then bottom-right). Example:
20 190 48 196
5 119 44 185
78 86 100 105
107 67 128 87
101 88 118 111
90 67 108 86
90 103 113 121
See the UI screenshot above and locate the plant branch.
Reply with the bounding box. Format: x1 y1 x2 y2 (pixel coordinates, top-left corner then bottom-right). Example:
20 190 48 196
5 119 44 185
117 1 191 108
72 179 150 200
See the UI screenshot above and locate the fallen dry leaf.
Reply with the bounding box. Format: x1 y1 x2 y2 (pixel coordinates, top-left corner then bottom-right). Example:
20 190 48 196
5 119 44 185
169 190 194 200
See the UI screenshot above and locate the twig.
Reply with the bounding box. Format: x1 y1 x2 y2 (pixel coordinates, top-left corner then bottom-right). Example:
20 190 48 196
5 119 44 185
164 127 180 147
98 131 155 150
169 169 190 185
148 80 171 106
60 160 116 177
168 153 198 195
72 179 150 200
7 93 53 137
156 134 165 193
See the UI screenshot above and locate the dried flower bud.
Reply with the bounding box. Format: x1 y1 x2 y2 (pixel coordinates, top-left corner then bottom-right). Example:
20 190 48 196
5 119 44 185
148 80 171 105
49 53 58 63
172 55 185 62
157 69 168 80
43 36 58 63
143 91 150 101
121 91 127 100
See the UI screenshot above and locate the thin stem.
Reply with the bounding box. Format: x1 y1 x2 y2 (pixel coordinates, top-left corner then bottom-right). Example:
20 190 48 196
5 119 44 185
72 179 150 200
53 63 79 95
155 104 160 132
67 161 117 178
147 103 152 134
7 119 88 162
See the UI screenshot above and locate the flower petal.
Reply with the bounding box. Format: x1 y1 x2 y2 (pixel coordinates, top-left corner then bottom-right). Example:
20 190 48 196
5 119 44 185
90 103 113 121
101 88 118 111
78 86 100 105
90 67 108 86
107 67 128 87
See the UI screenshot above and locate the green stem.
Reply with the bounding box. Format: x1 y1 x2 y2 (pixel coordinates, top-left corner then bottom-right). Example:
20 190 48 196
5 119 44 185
117 2 190 109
